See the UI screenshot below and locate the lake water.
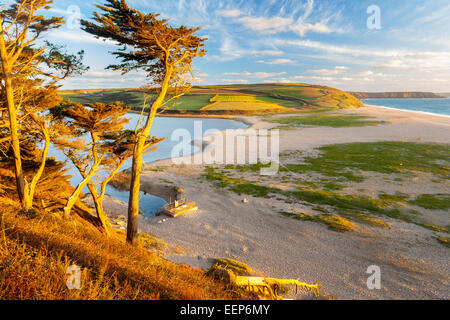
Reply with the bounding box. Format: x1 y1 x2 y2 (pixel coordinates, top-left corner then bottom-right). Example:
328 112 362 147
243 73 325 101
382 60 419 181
49 115 248 216
362 98 450 116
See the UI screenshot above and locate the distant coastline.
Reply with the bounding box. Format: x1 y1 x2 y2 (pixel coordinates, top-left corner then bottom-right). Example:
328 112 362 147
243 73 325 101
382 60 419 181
351 92 445 99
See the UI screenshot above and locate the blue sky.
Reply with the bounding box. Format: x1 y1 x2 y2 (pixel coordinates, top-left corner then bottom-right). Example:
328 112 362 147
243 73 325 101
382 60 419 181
42 0 450 92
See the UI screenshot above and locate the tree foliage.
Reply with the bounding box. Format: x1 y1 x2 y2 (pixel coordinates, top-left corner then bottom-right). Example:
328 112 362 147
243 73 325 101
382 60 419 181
0 0 87 210
81 0 206 244
52 100 163 232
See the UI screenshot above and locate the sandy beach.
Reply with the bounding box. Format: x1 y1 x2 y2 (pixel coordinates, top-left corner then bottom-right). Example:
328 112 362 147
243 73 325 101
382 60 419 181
102 105 450 300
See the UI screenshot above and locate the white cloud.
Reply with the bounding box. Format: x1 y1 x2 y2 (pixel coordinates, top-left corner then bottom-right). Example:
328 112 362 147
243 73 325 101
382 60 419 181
83 71 118 78
250 50 284 56
256 59 295 65
217 9 243 18
236 16 293 34
223 71 286 79
45 29 116 46
290 22 331 36
306 66 349 75
234 15 335 36
214 35 246 61
221 79 249 84
231 0 340 36
178 0 186 11
273 39 450 71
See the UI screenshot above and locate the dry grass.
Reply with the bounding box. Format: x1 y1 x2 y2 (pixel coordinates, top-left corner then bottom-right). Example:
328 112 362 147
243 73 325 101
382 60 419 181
0 202 253 300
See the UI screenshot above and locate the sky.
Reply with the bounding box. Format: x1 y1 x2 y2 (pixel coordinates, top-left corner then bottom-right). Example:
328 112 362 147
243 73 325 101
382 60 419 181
40 0 450 92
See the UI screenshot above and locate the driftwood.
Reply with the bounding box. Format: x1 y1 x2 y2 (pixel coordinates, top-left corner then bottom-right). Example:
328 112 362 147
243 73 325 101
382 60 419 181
234 276 320 300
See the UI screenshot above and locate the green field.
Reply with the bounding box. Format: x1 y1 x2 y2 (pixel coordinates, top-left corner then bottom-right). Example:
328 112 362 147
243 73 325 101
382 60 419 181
170 94 216 110
59 89 147 107
203 141 450 235
211 95 259 102
272 115 383 128
59 83 364 113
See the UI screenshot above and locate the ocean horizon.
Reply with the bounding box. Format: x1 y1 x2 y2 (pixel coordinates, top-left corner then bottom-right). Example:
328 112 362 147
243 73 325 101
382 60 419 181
362 98 450 117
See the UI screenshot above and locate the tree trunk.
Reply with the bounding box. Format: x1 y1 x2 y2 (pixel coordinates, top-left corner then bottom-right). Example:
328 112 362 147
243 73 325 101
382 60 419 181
22 126 50 211
88 184 111 236
127 67 173 244
126 136 146 244
64 162 100 219
2 70 26 205
126 69 172 244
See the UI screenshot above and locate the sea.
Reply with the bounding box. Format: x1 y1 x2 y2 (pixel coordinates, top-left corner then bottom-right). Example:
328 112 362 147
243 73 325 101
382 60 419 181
48 115 248 216
362 98 450 117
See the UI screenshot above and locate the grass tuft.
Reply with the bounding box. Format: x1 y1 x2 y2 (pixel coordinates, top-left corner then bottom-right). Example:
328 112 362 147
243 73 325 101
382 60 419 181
210 258 253 276
282 212 356 232
437 236 450 247
408 194 450 210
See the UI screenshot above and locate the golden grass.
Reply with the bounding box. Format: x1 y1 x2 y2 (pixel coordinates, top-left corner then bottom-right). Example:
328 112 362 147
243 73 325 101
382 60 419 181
437 236 449 247
285 212 356 232
201 94 287 111
0 202 253 300
344 212 392 229
207 101 286 111
200 101 220 110
318 215 356 232
424 225 448 233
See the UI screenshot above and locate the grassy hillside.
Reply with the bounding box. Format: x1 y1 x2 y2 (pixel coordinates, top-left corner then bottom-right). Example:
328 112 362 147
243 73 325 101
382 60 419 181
59 83 363 113
0 200 252 300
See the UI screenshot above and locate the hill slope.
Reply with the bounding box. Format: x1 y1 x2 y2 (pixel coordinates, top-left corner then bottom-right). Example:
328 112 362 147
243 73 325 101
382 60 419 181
59 84 363 114
0 201 251 300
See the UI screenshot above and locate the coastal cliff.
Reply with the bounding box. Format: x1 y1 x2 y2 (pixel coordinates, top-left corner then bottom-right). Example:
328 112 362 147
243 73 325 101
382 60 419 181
350 92 445 99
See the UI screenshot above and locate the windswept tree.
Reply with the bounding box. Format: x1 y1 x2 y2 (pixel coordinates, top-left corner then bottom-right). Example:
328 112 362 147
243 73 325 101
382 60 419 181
52 100 163 233
81 0 206 244
0 0 86 210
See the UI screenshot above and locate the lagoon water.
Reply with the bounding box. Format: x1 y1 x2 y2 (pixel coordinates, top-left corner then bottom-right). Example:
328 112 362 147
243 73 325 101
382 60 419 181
362 98 450 116
49 115 248 216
